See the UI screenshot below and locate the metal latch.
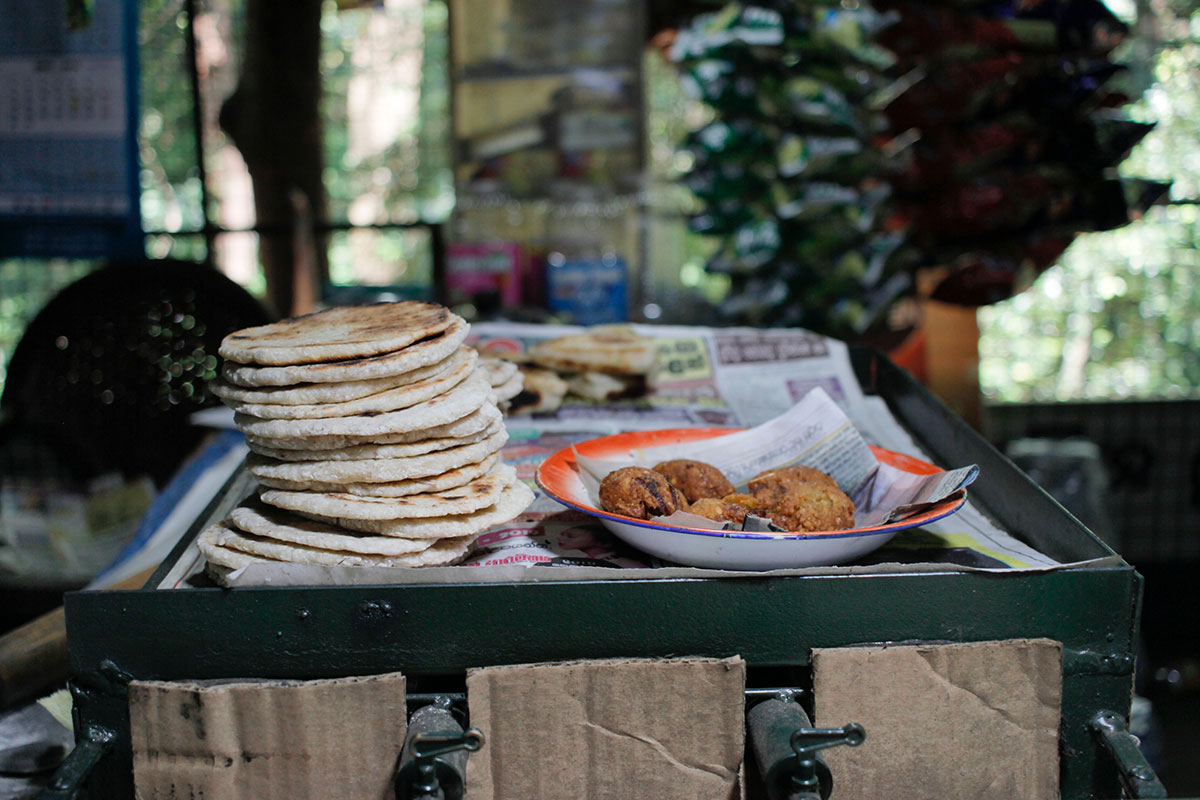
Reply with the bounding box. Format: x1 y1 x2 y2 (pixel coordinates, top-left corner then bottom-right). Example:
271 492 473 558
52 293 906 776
394 698 484 800
1091 710 1167 799
747 695 865 800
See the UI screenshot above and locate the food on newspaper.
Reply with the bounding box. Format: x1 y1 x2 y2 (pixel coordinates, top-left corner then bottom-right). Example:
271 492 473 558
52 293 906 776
598 466 688 520
603 459 856 533
652 459 736 503
565 371 647 402
507 367 570 416
480 325 657 415
199 301 533 579
477 355 524 411
526 325 657 376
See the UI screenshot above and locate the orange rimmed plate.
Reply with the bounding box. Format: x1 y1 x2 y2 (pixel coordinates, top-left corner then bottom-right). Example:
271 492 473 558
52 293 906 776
535 427 967 570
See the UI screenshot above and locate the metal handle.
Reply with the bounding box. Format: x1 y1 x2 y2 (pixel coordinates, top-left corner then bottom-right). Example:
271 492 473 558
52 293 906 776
395 699 484 800
36 725 115 800
1091 710 1167 799
747 696 865 800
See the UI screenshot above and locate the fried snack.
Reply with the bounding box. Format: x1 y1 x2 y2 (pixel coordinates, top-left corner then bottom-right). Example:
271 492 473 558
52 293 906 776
599 466 687 520
764 482 855 532
688 497 752 525
653 459 736 503
747 465 839 508
721 492 765 512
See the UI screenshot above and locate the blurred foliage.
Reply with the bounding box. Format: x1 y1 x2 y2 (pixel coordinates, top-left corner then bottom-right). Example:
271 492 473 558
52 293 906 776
979 0 1200 402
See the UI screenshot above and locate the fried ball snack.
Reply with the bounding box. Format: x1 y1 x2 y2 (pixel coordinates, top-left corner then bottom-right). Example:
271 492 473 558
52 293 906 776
652 459 736 503
599 466 687 520
764 482 856 532
688 497 752 525
720 492 765 513
747 465 839 508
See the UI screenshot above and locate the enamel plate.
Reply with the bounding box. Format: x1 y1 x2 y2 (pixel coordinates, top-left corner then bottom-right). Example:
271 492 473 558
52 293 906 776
535 427 967 570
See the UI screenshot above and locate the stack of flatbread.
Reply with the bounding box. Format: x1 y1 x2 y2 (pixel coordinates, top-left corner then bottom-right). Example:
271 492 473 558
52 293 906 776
196 301 534 573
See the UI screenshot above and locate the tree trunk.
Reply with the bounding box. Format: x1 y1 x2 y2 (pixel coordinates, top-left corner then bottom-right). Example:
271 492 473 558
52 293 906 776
219 0 328 318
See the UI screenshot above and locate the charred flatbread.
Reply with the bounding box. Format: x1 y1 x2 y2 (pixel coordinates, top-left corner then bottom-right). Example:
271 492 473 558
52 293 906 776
247 419 503 461
229 500 437 554
233 372 492 438
254 454 501 496
300 480 534 540
199 521 475 567
258 464 516 520
222 315 469 386
220 301 454 366
220 348 476 420
243 404 501 451
246 426 508 486
211 346 471 406
527 325 657 376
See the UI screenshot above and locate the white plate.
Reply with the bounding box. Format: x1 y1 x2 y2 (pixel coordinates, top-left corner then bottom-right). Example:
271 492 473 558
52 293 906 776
535 427 967 570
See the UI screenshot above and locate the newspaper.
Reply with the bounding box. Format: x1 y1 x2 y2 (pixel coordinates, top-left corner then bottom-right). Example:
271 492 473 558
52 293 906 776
459 322 1071 573
167 321 1090 589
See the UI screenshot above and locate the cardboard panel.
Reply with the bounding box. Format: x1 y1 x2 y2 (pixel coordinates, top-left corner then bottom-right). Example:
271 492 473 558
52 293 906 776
466 656 746 800
129 672 407 800
813 639 1061 800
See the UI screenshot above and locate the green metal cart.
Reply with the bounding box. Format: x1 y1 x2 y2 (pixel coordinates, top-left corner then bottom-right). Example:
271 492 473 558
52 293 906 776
50 349 1167 798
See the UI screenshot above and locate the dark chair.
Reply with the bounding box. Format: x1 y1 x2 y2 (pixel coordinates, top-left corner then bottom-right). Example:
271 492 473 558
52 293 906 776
0 259 272 488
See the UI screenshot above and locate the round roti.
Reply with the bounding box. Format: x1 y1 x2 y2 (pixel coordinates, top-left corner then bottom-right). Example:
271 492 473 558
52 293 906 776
492 372 524 402
200 521 475 567
220 301 455 366
478 357 518 387
246 426 508 485
198 524 284 569
255 454 501 496
229 500 437 554
301 480 534 540
211 346 470 406
222 315 469 386
221 348 477 420
233 372 492 438
246 407 499 450
247 419 503 462
259 464 516 520
527 325 657 376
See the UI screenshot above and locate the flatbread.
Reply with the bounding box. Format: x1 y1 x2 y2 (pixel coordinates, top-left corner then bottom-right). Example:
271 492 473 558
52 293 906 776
527 325 657 376
222 315 469 387
246 426 508 485
229 500 437 554
244 404 501 451
255 454 501 496
259 464 516 520
199 521 475 567
507 367 569 415
478 357 518 387
220 301 455 366
300 480 535 540
566 371 645 401
492 372 524 402
221 348 476 420
211 346 470 405
234 372 492 438
247 419 503 462
197 525 284 569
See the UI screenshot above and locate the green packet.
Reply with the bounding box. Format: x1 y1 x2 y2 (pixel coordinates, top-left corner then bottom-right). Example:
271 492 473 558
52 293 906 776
670 3 785 61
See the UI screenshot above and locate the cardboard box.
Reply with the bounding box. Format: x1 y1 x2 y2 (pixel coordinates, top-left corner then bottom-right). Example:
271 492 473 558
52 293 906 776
812 639 1062 800
129 672 407 800
466 656 746 799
